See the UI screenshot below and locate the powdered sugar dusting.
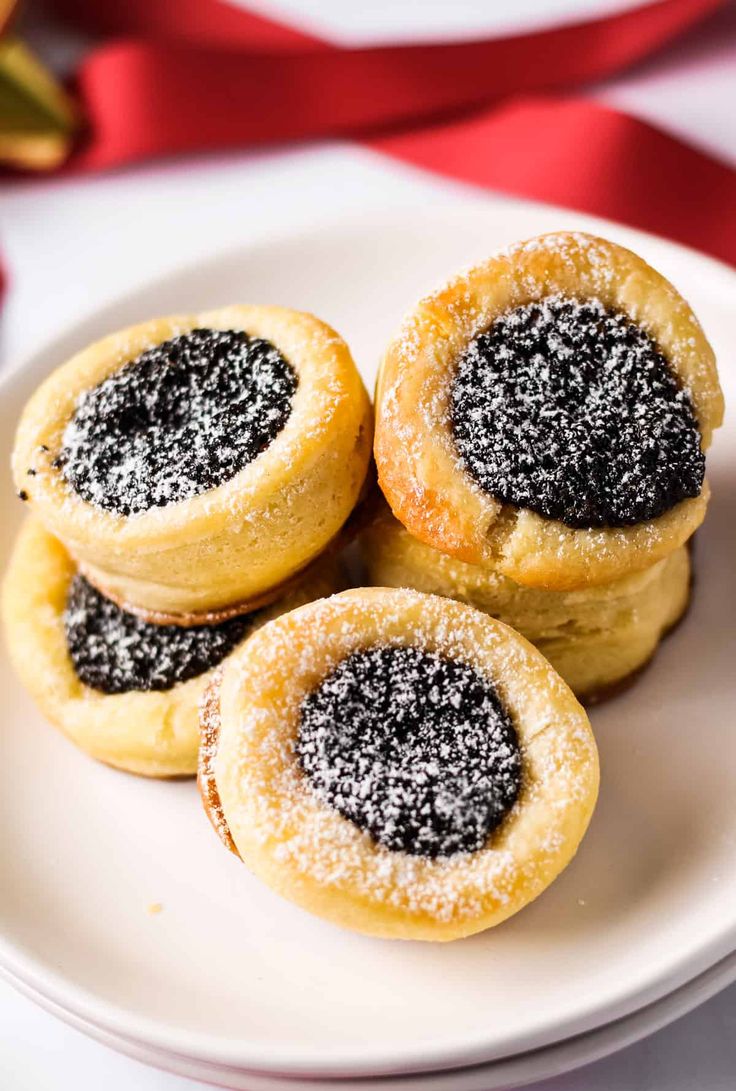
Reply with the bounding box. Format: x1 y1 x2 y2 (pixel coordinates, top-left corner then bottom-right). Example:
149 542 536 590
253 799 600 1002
59 329 297 516
65 574 255 694
376 231 716 569
296 645 521 858
451 294 703 528
216 590 598 925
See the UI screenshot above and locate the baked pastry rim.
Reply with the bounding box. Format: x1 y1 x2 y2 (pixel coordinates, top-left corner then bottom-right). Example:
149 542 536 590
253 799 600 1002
375 232 722 588
361 499 692 703
15 305 370 548
80 464 379 627
211 586 599 941
2 517 340 778
12 305 372 614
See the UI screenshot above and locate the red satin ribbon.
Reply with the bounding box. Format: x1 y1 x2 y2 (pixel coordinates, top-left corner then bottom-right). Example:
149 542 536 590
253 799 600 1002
67 0 724 167
53 0 321 49
374 97 736 266
22 0 736 267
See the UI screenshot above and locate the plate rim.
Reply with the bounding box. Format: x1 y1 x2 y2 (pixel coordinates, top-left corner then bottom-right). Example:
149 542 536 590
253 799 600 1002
3 946 736 1090
0 197 734 1078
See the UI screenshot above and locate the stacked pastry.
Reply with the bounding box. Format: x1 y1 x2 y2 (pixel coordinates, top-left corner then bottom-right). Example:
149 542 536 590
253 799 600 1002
4 306 373 776
1 233 721 943
368 233 723 702
199 585 599 940
2 287 600 942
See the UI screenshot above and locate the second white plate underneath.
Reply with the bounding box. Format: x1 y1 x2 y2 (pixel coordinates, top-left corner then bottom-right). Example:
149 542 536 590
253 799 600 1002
3 947 736 1090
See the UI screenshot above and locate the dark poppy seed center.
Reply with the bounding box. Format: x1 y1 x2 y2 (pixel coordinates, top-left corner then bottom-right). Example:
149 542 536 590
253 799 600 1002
450 294 704 529
59 328 298 516
64 575 254 694
296 645 521 858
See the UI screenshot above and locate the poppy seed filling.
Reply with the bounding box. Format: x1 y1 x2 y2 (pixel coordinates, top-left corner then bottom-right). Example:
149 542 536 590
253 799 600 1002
450 294 704 529
64 575 253 695
59 328 298 516
297 645 521 858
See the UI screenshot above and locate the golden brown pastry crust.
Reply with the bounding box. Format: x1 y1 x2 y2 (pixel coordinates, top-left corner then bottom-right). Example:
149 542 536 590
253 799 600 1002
208 587 599 941
87 459 379 627
1 518 342 778
375 232 722 589
13 306 372 616
362 501 691 702
198 675 239 855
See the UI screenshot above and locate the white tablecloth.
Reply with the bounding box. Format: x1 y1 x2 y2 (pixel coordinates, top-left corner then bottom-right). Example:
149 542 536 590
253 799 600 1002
1 3 734 1087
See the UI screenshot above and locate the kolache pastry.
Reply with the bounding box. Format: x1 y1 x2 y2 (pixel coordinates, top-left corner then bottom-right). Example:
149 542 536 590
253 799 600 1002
199 587 599 941
12 306 372 620
375 232 723 590
2 518 341 778
362 501 691 703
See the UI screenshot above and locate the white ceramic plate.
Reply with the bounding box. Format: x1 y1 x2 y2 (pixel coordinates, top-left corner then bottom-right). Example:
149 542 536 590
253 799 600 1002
0 202 734 1080
4 945 736 1090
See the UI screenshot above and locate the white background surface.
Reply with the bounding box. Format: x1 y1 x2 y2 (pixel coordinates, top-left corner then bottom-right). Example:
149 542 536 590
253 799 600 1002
1 1 735 1088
